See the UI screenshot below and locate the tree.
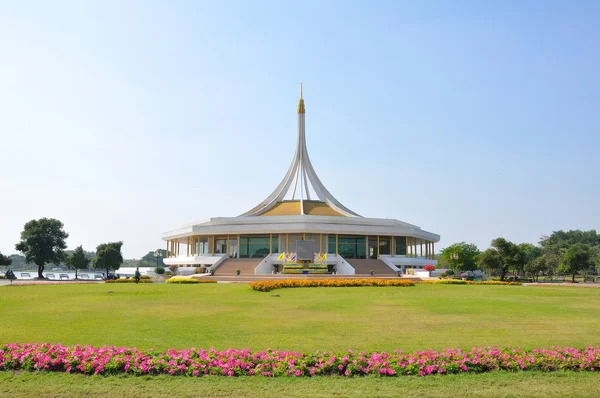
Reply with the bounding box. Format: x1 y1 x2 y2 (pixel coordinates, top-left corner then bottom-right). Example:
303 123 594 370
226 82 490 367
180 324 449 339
590 246 600 270
65 246 91 279
92 242 124 277
558 243 592 283
540 230 600 252
0 252 12 266
168 264 179 275
155 266 165 275
15 218 69 279
140 249 167 268
134 267 141 284
519 243 543 280
440 242 480 272
477 238 522 280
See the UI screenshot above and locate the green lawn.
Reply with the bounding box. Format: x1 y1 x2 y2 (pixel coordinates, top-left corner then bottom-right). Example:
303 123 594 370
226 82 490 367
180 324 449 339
1 283 600 352
1 371 599 398
2 283 600 397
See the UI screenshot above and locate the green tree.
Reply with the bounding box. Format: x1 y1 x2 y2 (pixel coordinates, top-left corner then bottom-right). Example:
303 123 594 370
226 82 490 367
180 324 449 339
519 243 543 280
155 266 165 275
140 250 167 267
65 245 91 279
92 241 124 278
134 267 141 284
0 251 12 266
477 238 522 280
558 243 592 283
540 230 600 251
440 242 480 272
15 218 69 279
591 246 600 269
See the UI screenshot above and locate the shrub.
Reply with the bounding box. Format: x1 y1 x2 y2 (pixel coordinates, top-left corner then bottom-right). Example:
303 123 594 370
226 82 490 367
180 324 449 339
155 266 165 275
250 278 415 292
445 269 455 276
106 278 153 284
424 265 436 272
168 264 179 275
194 267 207 274
166 277 217 284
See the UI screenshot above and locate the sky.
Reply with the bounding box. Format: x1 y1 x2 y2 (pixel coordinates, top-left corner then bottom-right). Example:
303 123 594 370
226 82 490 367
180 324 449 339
1 0 599 259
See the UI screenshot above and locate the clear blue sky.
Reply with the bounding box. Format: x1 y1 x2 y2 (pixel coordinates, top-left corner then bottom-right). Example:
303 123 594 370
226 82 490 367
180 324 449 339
1 1 598 258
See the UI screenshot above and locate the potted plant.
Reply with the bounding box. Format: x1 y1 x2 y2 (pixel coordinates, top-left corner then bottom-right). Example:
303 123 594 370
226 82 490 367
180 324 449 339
236 268 241 276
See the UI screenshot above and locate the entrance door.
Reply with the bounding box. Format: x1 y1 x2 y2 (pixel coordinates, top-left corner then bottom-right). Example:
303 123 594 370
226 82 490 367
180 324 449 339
368 238 377 259
229 238 238 258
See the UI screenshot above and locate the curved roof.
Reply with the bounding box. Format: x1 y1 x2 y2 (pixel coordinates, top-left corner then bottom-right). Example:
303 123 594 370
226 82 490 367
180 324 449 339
240 85 360 218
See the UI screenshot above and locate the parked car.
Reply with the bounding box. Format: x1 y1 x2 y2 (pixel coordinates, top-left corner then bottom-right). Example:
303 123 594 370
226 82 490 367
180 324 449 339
105 273 119 280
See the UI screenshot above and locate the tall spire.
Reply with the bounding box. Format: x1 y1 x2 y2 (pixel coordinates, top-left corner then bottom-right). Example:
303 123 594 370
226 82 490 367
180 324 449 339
240 85 361 218
297 82 305 114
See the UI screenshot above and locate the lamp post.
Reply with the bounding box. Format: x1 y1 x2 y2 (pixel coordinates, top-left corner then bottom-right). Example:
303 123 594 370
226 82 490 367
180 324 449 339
153 250 162 269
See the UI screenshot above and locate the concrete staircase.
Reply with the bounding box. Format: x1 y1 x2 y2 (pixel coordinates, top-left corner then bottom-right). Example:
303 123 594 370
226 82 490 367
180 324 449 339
212 258 261 275
348 259 398 275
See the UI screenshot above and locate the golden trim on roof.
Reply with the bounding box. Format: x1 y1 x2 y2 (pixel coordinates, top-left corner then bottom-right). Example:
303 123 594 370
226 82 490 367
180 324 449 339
258 200 345 217
297 82 305 114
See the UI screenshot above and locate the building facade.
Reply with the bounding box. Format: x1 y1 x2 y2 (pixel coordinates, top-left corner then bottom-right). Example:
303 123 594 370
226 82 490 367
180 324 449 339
162 86 440 275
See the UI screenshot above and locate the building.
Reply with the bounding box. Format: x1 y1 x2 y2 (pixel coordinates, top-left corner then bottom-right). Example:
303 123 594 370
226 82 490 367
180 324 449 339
162 86 440 275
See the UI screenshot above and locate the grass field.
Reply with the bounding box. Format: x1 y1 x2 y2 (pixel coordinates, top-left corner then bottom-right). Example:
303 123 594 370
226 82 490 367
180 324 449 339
1 371 600 398
2 283 600 397
1 283 600 351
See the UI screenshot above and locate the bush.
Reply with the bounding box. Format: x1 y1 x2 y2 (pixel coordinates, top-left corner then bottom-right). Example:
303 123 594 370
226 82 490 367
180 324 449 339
166 277 217 284
106 278 153 284
424 265 436 272
194 267 207 274
445 269 455 276
155 266 165 275
250 278 415 292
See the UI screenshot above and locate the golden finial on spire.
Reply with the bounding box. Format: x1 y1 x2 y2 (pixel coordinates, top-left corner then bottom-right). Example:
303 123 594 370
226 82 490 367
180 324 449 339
297 82 305 114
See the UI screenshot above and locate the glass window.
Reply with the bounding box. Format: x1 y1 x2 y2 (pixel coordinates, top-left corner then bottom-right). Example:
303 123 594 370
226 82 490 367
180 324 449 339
395 237 407 255
379 237 390 255
338 236 366 259
215 238 227 254
199 238 209 254
271 235 279 253
328 236 336 254
240 236 271 258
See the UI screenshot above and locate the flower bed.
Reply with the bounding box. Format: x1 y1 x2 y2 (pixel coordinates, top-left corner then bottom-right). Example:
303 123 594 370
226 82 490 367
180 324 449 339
281 269 329 274
166 277 217 284
421 280 521 286
2 343 600 377
250 279 415 292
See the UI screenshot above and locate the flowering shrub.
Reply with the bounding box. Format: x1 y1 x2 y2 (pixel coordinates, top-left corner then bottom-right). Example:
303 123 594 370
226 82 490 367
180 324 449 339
106 278 153 284
166 277 217 284
250 279 415 292
424 265 436 272
2 343 600 377
421 280 521 286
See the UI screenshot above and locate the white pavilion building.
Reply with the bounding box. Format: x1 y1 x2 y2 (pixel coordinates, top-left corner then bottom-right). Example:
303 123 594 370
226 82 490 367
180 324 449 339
162 86 440 275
